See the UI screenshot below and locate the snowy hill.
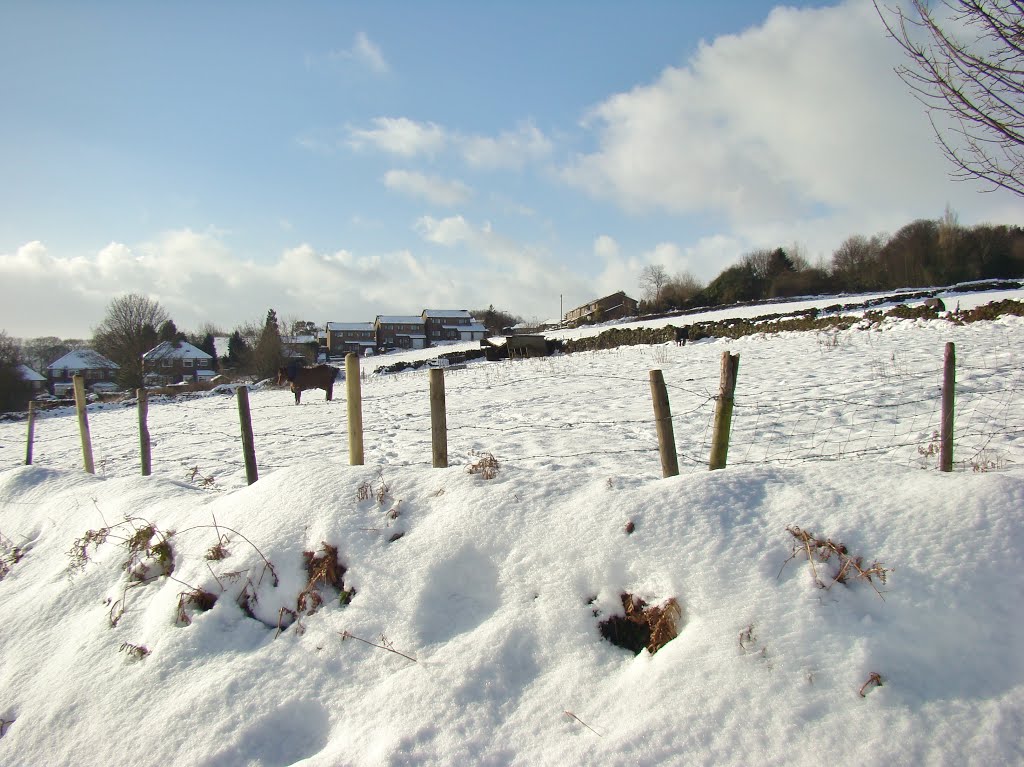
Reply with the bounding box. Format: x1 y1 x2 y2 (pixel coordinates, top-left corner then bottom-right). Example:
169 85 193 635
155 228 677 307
0 288 1022 766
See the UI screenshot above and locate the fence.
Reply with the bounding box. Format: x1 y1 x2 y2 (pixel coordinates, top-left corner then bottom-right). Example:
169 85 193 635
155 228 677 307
3 334 1023 485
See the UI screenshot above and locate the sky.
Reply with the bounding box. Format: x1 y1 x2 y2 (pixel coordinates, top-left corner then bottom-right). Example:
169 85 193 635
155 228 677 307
2 0 1022 340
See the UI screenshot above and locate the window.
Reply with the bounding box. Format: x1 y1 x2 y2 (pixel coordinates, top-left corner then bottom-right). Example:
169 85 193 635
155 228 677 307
162 359 172 367
183 358 193 368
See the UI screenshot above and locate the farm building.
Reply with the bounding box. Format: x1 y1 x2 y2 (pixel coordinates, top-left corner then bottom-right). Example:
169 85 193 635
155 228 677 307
564 291 639 325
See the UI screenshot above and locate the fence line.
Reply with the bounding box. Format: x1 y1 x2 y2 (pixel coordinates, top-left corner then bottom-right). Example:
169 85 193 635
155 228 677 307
3 340 1022 482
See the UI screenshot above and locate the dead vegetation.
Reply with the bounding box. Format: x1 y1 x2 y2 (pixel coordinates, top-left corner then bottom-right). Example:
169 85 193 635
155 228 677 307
339 630 417 663
68 516 175 581
597 592 683 655
357 471 390 504
467 451 499 480
778 526 892 599
118 642 150 660
0 531 24 582
859 672 884 697
298 542 355 616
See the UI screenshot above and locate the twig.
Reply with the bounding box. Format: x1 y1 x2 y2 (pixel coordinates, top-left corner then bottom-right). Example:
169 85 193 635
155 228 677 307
564 710 603 737
339 630 417 663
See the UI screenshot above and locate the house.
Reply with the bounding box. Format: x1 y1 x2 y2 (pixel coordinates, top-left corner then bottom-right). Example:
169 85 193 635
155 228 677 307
326 322 377 357
421 310 487 344
282 334 318 365
564 291 639 325
47 350 120 396
143 341 214 385
17 365 47 393
375 316 427 350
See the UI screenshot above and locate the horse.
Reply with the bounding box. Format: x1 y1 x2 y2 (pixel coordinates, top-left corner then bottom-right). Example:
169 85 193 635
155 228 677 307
277 364 340 405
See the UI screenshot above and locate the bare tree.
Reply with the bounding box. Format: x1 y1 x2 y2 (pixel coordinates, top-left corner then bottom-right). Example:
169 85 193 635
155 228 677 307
92 294 169 389
875 1 1024 197
639 264 669 304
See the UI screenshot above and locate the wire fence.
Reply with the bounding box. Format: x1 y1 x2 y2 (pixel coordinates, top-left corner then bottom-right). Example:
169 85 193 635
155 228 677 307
2 334 1022 486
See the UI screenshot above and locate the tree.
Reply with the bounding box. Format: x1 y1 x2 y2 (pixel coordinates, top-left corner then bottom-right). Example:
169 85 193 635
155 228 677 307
158 319 184 344
639 264 669 304
19 336 86 374
290 320 319 337
832 234 887 291
471 305 522 336
0 331 31 412
876 1 1024 197
92 294 168 389
226 331 250 370
252 309 285 380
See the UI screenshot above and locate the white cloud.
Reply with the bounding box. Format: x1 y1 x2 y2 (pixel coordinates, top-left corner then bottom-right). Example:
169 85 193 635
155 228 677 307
345 117 553 171
383 170 472 206
461 121 553 170
0 227 583 338
348 117 446 157
329 31 389 74
562 0 1023 251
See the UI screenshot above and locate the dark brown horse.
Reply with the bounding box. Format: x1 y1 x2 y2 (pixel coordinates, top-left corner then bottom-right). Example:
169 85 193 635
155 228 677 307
277 364 340 404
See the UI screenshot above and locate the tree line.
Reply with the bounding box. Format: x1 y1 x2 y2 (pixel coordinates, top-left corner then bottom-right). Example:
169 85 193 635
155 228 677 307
638 215 1024 314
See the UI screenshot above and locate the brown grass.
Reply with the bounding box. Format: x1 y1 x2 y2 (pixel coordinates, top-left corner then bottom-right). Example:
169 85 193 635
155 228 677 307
467 451 499 480
598 592 683 655
779 526 891 599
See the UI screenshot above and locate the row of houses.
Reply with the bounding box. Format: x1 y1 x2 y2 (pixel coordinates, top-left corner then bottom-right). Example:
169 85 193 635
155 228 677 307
325 309 486 356
20 341 217 396
18 295 638 395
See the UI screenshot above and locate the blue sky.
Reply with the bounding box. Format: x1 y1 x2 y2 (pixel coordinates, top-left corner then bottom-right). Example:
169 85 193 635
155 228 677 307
2 0 1021 338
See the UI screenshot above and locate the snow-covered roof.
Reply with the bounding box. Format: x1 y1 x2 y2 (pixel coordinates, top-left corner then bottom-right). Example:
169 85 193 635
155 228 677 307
17 364 46 382
327 322 375 332
445 322 487 333
423 309 472 319
377 316 425 325
47 349 119 370
143 341 213 361
282 335 316 345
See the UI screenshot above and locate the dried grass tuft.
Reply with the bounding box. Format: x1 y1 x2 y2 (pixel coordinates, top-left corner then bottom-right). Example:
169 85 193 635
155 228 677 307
779 526 892 599
598 592 683 655
467 451 499 480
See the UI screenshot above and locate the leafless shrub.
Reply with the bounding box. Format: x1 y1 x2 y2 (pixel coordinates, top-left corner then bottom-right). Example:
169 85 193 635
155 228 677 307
779 526 892 599
467 451 499 480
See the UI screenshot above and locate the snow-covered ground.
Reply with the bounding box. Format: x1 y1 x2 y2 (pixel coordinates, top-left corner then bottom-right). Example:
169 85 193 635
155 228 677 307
1 289 1023 766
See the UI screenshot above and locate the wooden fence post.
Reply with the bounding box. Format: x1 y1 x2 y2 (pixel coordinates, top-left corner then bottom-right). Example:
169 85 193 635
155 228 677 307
346 353 364 465
429 368 448 468
25 401 35 466
649 369 679 478
709 351 740 471
236 385 258 485
940 341 955 472
137 388 151 476
73 374 95 474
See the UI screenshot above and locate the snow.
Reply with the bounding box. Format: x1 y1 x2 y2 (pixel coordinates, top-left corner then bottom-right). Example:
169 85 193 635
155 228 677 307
143 341 213 361
46 349 119 371
1 289 1024 766
15 365 45 383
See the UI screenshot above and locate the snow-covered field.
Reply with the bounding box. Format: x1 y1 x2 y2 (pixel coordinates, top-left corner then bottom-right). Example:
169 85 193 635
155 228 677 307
1 290 1023 766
